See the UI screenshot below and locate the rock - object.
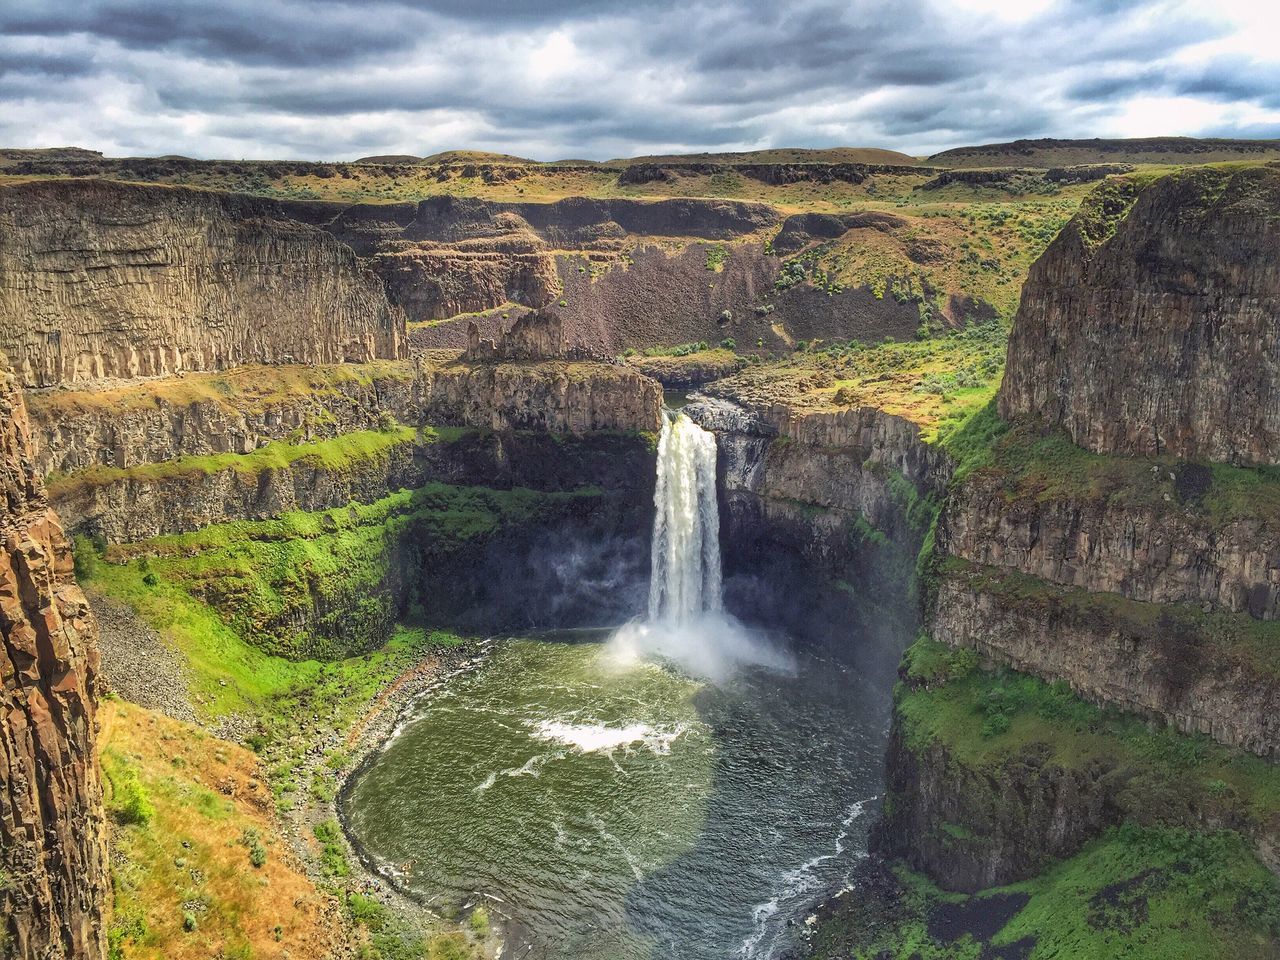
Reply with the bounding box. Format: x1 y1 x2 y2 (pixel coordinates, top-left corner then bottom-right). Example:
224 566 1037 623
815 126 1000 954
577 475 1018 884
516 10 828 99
999 166 1280 465
0 353 109 958
0 180 404 388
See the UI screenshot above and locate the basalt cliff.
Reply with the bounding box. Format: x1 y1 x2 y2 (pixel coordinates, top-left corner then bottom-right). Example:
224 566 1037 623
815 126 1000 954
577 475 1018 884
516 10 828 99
0 181 404 388
0 355 109 959
999 167 1280 465
875 167 1280 907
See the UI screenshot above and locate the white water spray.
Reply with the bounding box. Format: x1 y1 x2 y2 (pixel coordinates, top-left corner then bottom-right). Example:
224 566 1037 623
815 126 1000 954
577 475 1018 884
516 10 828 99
648 412 723 622
608 409 791 682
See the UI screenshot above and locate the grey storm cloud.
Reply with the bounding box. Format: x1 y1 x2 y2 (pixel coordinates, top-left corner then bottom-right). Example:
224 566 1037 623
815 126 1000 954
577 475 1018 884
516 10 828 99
0 0 1276 160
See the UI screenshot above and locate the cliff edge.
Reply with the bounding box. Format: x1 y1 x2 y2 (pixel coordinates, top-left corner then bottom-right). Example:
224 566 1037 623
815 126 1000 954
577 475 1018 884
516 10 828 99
999 166 1280 465
1 353 109 958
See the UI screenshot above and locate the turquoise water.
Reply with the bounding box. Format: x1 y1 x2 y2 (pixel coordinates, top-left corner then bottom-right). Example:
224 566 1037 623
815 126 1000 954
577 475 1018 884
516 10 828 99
342 631 887 959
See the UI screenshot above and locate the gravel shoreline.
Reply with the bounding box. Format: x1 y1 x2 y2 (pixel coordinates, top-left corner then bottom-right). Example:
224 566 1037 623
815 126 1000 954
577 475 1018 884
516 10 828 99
293 637 501 944
92 592 502 956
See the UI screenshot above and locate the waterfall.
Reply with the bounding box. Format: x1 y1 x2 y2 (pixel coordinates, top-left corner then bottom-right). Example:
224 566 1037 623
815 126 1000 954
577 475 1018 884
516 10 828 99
648 412 723 623
608 408 787 681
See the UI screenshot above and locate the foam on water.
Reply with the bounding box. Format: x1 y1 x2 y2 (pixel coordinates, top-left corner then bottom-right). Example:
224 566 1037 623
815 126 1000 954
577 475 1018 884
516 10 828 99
738 795 878 958
530 719 687 756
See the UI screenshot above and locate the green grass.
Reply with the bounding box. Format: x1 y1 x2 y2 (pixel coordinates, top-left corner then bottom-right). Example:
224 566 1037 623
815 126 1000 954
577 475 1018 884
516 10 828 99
48 426 421 497
896 636 1280 830
95 482 597 662
811 826 1280 959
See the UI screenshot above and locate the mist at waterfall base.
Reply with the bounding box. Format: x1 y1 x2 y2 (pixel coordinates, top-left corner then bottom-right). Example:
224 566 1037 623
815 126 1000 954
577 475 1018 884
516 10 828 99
607 412 792 683
343 411 891 959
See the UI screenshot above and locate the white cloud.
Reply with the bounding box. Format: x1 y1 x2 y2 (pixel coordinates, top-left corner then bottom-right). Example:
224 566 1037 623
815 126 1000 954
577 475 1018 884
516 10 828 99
0 0 1275 159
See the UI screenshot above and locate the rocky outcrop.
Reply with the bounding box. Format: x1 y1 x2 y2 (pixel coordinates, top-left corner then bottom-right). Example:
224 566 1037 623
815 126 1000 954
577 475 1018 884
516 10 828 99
932 561 1280 757
0 180 403 388
26 363 420 477
877 721 1123 892
27 354 663 482
372 242 558 320
625 350 744 388
999 166 1280 465
49 431 426 544
940 458 1280 621
422 360 663 434
0 356 109 959
464 310 605 362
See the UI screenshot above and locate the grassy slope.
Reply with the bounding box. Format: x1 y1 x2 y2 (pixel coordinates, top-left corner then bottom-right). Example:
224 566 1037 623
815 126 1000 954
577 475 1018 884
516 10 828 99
101 699 339 960
49 426 422 496
704 320 1006 441
806 636 1280 959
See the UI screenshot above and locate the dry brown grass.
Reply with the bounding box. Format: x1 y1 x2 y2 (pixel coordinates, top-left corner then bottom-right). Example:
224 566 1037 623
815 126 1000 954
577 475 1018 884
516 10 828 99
26 360 414 420
101 700 343 960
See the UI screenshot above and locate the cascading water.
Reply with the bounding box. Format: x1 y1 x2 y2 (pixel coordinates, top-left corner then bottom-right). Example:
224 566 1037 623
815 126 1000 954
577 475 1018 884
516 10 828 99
648 411 723 622
608 408 789 681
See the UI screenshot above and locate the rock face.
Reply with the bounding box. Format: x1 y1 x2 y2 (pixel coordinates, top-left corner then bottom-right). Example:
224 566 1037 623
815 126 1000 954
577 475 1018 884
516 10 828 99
422 359 663 435
0 356 109 959
686 396 945 672
50 432 426 543
999 167 1280 465
873 166 1280 899
940 463 1280 621
877 720 1123 892
0 180 404 388
464 310 601 362
932 562 1280 757
26 364 420 477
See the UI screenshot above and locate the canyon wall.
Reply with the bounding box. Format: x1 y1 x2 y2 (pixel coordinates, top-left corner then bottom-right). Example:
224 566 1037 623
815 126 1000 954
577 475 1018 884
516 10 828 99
999 166 1280 465
877 167 1280 895
0 356 109 959
0 180 404 388
687 396 946 674
28 357 663 484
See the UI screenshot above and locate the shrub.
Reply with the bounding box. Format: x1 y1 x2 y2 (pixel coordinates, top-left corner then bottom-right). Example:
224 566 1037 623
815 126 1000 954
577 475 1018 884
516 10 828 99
242 828 268 868
72 535 101 582
469 905 490 937
719 338 736 351
182 911 198 933
111 770 155 826
347 892 388 931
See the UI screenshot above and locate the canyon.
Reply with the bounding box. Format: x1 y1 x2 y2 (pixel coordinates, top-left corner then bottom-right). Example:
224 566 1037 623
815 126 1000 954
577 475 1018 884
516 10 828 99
1 148 1278 960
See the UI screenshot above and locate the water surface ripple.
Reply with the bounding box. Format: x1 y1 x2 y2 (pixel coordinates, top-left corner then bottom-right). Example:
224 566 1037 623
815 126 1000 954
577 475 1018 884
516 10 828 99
342 632 888 959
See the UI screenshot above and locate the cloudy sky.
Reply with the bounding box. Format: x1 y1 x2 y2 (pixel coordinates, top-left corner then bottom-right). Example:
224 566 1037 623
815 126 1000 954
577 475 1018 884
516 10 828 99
1 0 1277 161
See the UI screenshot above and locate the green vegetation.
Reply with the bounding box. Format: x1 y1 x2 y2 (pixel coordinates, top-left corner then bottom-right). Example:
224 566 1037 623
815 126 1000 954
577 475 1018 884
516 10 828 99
897 635 1280 831
102 751 156 826
313 820 351 879
810 826 1280 959
48 427 421 498
704 243 728 271
808 634 1280 958
949 412 1280 528
1072 175 1147 251
705 319 1007 440
95 482 596 662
